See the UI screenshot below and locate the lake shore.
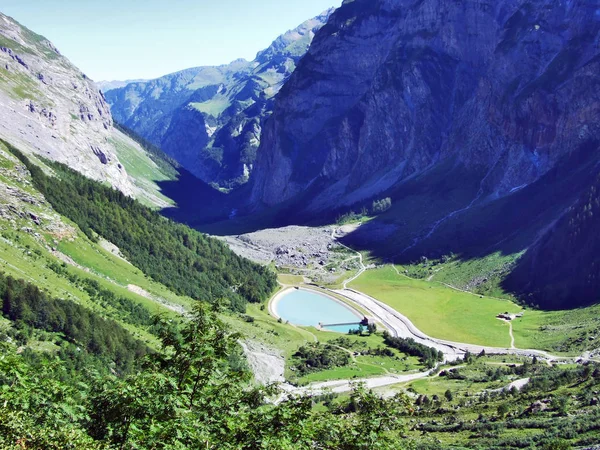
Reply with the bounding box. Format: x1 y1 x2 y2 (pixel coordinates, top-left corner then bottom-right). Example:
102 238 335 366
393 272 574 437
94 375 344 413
269 286 363 328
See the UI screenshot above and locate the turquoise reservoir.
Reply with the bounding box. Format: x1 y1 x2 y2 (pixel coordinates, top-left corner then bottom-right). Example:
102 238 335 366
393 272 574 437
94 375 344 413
275 289 362 333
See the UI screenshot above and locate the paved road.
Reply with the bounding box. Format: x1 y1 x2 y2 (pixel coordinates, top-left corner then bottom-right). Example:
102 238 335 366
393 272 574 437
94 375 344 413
274 369 437 404
267 228 599 401
331 287 565 362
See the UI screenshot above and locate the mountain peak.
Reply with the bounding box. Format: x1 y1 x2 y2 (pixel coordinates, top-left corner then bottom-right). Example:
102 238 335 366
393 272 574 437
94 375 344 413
105 9 335 188
255 8 335 64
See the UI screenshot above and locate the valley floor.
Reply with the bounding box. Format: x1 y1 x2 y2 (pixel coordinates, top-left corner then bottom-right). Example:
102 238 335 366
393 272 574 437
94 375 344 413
220 222 600 398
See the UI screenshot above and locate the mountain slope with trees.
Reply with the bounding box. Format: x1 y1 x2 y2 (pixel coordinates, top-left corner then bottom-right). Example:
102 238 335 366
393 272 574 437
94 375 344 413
8 141 276 313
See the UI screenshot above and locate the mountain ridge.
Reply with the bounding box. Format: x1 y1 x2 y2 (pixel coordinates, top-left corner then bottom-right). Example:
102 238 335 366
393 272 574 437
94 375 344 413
251 0 600 210
106 9 335 188
0 12 174 207
245 0 600 309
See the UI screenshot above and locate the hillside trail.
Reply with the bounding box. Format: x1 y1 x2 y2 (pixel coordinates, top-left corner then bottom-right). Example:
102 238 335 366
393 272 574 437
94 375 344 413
330 226 367 289
495 318 516 349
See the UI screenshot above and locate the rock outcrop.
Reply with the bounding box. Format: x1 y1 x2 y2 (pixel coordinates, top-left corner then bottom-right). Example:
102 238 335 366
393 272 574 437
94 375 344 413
0 13 173 206
106 9 334 187
251 0 600 212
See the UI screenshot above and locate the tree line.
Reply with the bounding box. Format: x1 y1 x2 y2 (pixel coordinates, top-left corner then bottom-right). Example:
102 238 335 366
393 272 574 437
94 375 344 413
0 272 149 373
7 141 277 313
383 332 444 368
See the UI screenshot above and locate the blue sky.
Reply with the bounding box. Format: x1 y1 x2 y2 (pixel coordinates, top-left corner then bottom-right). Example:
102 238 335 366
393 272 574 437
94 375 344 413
1 0 338 81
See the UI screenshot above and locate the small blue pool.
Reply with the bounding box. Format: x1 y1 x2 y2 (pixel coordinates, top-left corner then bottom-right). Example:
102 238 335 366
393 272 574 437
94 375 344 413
275 289 362 333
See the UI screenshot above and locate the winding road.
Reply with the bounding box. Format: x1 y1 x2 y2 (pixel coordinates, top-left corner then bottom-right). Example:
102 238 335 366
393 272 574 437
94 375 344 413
330 226 367 289
268 226 598 400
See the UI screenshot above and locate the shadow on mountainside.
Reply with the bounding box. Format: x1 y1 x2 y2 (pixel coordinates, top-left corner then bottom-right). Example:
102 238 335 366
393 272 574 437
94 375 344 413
158 167 231 226
339 139 600 310
159 139 600 310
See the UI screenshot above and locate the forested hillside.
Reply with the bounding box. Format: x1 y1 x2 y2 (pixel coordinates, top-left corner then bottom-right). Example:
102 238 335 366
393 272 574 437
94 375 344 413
7 140 276 313
0 302 412 449
0 273 149 374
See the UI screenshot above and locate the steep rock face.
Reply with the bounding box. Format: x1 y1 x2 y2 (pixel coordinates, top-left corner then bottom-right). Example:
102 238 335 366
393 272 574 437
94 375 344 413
161 105 211 181
0 13 171 206
106 9 334 187
0 13 130 193
251 0 600 211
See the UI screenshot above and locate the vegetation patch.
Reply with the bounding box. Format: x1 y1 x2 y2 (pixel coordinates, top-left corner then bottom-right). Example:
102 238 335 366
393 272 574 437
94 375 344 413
292 341 350 376
383 332 444 368
7 141 277 313
401 356 600 448
0 305 413 449
350 266 521 347
0 272 149 373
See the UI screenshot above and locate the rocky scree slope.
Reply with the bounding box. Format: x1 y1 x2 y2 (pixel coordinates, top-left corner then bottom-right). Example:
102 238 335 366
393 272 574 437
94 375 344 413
0 13 172 207
249 0 600 308
106 9 334 188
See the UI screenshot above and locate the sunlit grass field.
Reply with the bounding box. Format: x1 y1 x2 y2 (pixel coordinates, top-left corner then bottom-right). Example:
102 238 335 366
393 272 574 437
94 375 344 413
349 266 522 347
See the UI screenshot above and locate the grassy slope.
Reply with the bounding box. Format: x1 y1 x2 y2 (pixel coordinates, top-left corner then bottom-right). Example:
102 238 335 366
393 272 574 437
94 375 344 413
512 305 600 354
110 132 176 208
0 65 43 101
349 265 600 354
425 251 523 300
57 238 192 312
350 266 521 347
190 96 232 117
277 273 305 285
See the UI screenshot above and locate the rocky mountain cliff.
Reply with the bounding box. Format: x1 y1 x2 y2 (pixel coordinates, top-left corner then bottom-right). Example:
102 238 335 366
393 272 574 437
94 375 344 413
251 0 600 210
248 0 600 308
106 9 334 188
0 13 172 207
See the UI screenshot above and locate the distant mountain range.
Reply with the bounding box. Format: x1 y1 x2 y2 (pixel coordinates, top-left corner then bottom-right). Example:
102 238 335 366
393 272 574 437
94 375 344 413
97 79 148 92
105 9 334 188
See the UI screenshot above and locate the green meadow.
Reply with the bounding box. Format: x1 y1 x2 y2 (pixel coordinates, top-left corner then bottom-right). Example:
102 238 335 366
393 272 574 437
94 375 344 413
349 266 522 347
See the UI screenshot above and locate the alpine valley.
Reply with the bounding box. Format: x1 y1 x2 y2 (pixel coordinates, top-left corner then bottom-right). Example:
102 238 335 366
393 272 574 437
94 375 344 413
0 1 600 449
106 9 334 189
